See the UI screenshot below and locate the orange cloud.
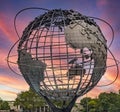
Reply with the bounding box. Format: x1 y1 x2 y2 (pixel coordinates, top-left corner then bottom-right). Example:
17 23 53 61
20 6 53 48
0 90 17 101
87 87 108 98
0 48 19 74
87 88 102 97
0 49 8 67
0 73 29 91
86 68 120 98
105 69 120 90
0 90 17 95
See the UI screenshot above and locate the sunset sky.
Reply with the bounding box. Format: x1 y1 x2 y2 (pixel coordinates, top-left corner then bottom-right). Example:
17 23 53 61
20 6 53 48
0 0 120 101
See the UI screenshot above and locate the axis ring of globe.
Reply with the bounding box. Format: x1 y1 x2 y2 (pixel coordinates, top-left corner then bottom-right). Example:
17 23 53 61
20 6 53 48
17 9 107 101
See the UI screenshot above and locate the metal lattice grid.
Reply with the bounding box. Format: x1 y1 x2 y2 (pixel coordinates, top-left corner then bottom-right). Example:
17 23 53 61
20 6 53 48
7 9 119 112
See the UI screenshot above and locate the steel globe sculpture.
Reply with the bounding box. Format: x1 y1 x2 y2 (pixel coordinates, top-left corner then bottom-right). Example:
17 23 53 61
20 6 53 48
7 8 119 112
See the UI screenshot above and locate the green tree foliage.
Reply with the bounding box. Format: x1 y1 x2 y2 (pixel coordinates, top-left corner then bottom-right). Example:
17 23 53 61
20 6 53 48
88 99 98 110
80 97 91 112
80 90 120 112
14 88 47 111
0 98 2 106
14 88 70 111
80 97 98 112
0 98 10 110
14 89 120 112
0 101 10 110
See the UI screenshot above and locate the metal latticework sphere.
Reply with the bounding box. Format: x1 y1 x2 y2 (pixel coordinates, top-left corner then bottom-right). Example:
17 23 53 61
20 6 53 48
17 9 107 111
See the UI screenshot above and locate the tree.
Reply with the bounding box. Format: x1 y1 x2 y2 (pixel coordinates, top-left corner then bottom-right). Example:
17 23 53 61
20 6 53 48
97 92 120 112
119 89 120 94
98 92 110 112
14 88 47 112
0 98 2 110
79 90 120 112
80 97 91 112
108 92 120 112
0 98 10 110
88 99 98 111
0 101 10 110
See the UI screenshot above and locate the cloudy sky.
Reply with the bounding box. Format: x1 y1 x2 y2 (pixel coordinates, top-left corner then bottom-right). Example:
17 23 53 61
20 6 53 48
0 0 120 101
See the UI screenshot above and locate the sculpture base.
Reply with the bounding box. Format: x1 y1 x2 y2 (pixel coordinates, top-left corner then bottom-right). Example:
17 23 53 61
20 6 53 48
42 94 78 112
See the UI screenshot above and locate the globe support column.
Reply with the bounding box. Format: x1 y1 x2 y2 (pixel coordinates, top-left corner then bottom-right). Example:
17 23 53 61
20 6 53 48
43 95 78 112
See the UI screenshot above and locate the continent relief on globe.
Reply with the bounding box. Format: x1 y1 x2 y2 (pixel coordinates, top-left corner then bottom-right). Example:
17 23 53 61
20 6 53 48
17 49 46 92
64 20 107 82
